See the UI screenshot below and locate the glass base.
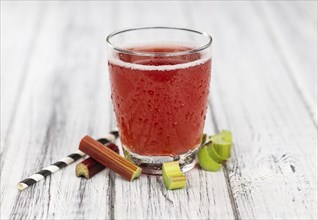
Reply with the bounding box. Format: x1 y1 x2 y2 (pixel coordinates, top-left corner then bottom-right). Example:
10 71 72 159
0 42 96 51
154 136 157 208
122 145 199 175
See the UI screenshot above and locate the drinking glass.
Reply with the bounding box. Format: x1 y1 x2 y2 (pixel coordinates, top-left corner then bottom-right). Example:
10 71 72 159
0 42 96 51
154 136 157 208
106 27 212 174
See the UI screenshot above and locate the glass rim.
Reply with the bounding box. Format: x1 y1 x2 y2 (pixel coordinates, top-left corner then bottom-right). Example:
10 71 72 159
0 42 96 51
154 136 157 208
106 27 213 57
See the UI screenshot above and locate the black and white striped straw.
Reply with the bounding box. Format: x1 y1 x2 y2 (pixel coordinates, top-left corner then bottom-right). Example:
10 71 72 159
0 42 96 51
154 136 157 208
17 131 119 190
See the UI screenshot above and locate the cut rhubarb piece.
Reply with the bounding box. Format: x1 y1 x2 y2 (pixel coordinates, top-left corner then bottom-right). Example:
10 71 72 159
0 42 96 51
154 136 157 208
209 130 232 159
162 161 186 190
76 142 119 179
198 141 222 172
206 142 227 164
79 135 142 181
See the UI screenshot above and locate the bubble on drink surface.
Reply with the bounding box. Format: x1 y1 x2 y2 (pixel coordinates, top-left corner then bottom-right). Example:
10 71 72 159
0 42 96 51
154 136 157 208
109 53 211 71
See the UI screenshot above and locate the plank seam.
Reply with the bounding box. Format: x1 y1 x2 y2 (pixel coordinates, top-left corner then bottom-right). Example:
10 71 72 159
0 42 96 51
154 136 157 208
208 98 240 220
108 172 115 220
109 103 116 220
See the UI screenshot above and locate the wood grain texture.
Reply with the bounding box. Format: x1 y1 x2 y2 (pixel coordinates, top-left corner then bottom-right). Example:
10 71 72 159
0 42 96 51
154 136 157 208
255 1 318 126
186 1 317 219
1 1 317 220
1 2 116 219
1 1 46 174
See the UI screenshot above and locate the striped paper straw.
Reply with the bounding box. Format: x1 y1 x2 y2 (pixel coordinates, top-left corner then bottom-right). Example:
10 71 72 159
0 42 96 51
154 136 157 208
17 131 119 190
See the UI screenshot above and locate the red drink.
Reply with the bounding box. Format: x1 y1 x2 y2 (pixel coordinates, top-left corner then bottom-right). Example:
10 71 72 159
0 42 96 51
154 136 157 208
108 45 211 156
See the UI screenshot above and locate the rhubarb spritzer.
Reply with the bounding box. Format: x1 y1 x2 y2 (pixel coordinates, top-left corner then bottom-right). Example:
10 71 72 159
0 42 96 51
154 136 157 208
107 27 212 174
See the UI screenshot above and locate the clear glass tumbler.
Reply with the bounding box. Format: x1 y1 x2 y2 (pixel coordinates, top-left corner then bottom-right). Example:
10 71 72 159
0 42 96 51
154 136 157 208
106 27 212 174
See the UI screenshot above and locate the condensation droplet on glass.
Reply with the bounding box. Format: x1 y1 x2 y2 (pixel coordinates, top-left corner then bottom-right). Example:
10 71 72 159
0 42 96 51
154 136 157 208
148 90 154 96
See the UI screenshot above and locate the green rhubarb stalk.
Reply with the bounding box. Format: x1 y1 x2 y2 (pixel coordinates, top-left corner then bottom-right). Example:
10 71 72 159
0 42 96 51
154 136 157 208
198 141 222 171
162 161 186 190
198 130 233 172
201 133 207 145
209 130 232 159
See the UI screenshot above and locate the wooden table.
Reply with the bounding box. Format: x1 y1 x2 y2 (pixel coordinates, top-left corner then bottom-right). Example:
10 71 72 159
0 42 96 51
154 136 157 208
1 1 317 219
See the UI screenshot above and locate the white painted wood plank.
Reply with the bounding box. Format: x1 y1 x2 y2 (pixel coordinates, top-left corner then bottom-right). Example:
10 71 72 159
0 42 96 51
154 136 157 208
1 1 45 171
187 1 317 219
1 2 116 219
111 2 235 219
256 1 317 125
